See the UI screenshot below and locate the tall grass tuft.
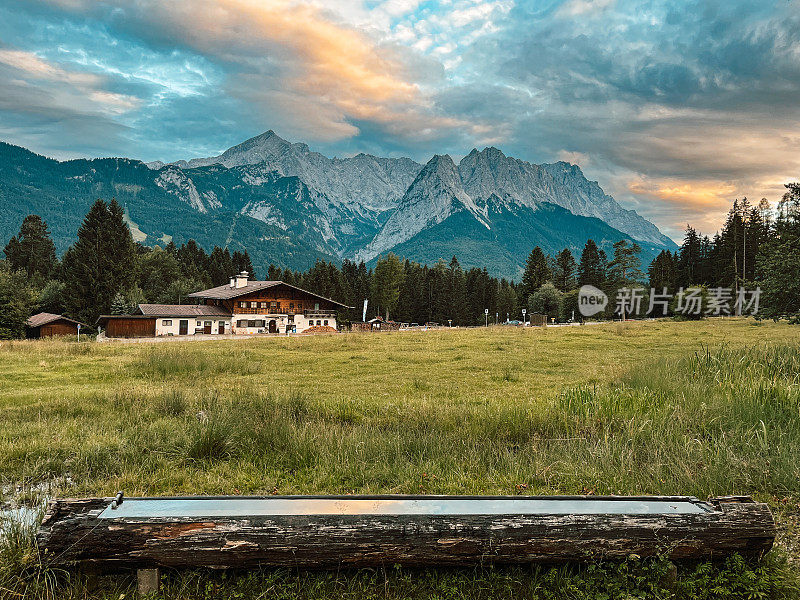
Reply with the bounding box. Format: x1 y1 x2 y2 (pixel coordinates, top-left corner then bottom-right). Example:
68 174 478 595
185 421 234 462
155 389 188 417
0 506 64 600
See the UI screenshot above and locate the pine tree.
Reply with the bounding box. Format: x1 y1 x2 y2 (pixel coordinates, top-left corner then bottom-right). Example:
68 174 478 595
496 278 518 322
3 214 58 280
676 226 703 287
577 239 606 287
62 199 138 324
232 250 256 280
648 250 677 291
607 240 644 319
208 247 234 286
0 262 39 339
372 253 404 320
607 240 644 286
519 247 551 305
757 183 800 321
177 240 209 283
446 256 469 325
110 292 129 315
553 248 577 291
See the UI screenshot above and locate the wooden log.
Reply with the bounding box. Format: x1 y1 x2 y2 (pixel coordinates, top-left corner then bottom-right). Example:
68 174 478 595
36 496 775 570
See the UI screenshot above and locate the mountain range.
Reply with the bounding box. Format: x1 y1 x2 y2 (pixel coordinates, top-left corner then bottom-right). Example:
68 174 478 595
0 131 676 279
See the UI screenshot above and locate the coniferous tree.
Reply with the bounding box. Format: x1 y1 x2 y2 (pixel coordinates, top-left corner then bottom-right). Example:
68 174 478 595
177 240 209 283
62 199 138 324
496 278 518 323
3 215 58 280
577 239 606 287
607 240 644 320
519 247 551 305
0 261 39 339
676 226 704 287
553 248 577 291
208 247 234 286
607 240 644 287
757 183 800 321
110 292 129 315
446 256 469 325
372 253 404 320
428 260 449 324
232 250 256 280
648 250 677 291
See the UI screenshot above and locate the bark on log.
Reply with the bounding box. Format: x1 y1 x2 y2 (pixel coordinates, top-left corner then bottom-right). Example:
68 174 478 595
36 496 775 569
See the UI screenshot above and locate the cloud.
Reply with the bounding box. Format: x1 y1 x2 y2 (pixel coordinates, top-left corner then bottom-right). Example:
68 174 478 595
556 0 616 18
2 0 800 239
627 177 740 234
0 46 139 157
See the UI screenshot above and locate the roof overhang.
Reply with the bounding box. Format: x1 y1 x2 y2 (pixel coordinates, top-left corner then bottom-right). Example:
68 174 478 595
188 280 353 309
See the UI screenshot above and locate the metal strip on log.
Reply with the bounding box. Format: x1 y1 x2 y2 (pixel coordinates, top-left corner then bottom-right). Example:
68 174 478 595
37 495 775 569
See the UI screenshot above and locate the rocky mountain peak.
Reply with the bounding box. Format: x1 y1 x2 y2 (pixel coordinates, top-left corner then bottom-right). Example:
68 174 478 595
415 154 459 185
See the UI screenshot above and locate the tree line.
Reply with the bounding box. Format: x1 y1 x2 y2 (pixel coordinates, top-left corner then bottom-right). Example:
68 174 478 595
1 184 799 338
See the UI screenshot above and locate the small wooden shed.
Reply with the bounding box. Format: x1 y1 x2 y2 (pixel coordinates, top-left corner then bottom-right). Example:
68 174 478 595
26 313 87 338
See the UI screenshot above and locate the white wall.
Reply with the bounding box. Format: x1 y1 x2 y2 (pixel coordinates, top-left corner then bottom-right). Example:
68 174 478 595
155 317 230 336
230 313 337 334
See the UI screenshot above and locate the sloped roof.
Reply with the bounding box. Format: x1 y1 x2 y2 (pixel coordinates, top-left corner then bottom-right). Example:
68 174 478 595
137 304 230 317
26 312 86 328
188 280 282 300
188 280 352 308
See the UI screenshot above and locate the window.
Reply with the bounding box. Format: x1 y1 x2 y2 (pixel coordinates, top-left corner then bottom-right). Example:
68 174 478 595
270 301 277 312
162 319 172 326
237 320 246 327
287 314 294 323
323 320 329 326
196 321 202 326
260 302 266 309
239 301 245 308
289 303 294 311
316 320 322 326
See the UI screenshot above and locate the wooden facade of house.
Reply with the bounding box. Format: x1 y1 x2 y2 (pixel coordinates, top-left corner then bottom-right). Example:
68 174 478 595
100 316 157 338
96 274 351 338
26 313 87 338
188 275 350 335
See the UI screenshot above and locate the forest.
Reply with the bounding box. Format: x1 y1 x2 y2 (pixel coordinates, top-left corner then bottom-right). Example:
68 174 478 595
1 183 799 338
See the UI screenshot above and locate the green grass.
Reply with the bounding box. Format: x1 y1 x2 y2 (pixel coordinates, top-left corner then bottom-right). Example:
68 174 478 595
0 319 799 598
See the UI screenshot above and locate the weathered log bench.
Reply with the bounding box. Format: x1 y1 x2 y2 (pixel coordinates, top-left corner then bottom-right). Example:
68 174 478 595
37 495 774 592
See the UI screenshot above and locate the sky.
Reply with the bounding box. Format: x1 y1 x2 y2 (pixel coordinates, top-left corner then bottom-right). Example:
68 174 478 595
1 0 799 241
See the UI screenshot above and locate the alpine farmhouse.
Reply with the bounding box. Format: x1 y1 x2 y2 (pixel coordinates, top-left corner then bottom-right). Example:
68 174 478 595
97 272 351 338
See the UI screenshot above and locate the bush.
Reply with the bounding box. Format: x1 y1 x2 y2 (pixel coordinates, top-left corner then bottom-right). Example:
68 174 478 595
529 282 563 321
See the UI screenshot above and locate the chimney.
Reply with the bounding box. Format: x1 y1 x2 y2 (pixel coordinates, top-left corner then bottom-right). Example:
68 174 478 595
229 277 236 288
235 271 249 288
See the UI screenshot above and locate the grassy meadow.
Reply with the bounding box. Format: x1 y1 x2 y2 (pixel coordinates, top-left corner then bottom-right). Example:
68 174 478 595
1 318 799 599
